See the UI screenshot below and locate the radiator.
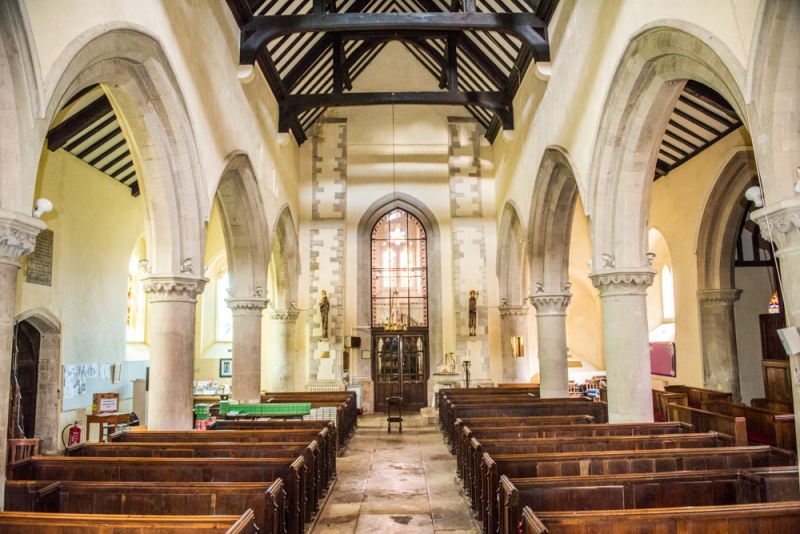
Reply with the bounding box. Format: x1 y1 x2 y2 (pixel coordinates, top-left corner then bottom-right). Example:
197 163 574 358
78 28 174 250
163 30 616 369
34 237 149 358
307 385 341 392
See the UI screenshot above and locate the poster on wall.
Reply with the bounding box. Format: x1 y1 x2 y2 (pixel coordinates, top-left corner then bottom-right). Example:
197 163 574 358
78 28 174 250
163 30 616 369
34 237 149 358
650 342 677 377
63 364 87 399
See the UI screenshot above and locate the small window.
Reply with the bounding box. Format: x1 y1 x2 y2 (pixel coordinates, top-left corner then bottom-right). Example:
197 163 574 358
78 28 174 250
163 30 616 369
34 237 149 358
661 265 675 321
126 250 146 342
216 268 233 341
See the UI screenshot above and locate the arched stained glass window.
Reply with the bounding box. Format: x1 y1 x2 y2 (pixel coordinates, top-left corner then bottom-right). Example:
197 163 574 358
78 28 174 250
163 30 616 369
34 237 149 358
371 209 428 327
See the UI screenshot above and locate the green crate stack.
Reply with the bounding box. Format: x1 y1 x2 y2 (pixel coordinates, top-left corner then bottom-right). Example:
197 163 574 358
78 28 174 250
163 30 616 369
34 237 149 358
194 403 212 421
219 400 230 415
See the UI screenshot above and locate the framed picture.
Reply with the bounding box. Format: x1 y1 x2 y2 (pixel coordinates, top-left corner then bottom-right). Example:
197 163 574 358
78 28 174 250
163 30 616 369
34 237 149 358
220 359 232 377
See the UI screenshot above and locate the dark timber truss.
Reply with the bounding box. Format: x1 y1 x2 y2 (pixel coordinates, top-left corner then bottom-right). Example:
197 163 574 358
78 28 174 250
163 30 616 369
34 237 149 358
227 0 558 144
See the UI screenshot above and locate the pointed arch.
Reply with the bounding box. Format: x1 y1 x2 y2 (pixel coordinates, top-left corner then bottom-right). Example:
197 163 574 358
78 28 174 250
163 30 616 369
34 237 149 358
42 26 207 273
270 205 300 308
529 146 581 291
588 23 747 269
215 152 270 298
497 202 527 305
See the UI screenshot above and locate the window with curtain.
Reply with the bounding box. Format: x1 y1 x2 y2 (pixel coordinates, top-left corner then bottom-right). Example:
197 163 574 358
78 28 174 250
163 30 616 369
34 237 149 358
371 209 428 327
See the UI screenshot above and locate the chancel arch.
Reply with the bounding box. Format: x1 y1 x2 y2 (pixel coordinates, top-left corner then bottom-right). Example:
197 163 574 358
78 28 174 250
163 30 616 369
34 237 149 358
497 202 529 383
587 23 747 422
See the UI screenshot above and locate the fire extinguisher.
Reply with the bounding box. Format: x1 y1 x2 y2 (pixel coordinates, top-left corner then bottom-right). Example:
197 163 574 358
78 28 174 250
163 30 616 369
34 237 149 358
61 421 82 448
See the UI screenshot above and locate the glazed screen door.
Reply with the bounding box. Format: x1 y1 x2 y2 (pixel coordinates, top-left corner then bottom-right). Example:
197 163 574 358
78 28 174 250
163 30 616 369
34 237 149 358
373 334 428 412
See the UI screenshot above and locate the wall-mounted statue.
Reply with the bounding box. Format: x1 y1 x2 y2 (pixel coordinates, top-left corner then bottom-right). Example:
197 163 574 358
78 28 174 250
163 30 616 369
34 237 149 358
319 290 330 338
469 290 478 336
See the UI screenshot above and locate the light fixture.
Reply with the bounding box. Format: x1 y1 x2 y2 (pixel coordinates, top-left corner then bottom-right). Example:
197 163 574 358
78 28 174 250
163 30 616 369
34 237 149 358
511 336 524 358
32 198 53 218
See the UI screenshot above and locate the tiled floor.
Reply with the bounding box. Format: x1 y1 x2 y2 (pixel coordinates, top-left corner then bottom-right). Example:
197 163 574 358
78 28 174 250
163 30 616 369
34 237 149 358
311 414 479 533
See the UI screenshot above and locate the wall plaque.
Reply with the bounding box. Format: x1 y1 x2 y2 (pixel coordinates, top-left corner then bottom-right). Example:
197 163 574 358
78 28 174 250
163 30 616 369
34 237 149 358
26 229 53 286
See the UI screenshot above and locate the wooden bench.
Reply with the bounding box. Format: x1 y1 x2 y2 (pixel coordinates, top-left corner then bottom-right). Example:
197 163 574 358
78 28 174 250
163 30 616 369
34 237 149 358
701 399 796 451
7 456 307 534
0 509 258 533
666 403 748 446
437 387 542 427
499 467 799 534
664 384 733 408
751 398 794 413
5 480 284 534
449 415 595 453
208 419 339 464
259 391 357 447
481 446 796 534
651 390 687 421
520 501 800 533
66 440 326 518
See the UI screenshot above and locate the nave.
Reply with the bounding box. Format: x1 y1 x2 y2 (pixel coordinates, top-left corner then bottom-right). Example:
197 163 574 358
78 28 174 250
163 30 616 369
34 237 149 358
312 414 477 533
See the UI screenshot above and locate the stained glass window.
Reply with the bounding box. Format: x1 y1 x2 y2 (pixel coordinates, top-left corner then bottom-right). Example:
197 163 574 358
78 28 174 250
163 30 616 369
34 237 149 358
126 250 146 342
371 209 428 327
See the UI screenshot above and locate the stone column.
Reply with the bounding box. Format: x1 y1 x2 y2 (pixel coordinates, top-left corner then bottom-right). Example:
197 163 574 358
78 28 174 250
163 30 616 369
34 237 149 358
698 289 743 401
0 210 45 510
142 274 207 430
589 268 655 422
227 297 269 402
268 308 299 392
753 200 800 460
531 292 571 398
499 304 530 383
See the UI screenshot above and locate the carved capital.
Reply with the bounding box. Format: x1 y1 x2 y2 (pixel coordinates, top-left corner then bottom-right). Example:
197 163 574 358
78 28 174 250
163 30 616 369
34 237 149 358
227 297 269 316
142 274 208 303
589 268 655 297
530 292 571 316
269 308 301 322
0 209 46 267
752 199 800 257
697 288 742 307
498 304 530 318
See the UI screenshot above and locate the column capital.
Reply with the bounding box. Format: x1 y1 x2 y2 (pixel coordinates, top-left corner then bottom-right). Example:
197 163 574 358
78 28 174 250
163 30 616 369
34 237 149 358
589 268 655 297
142 274 208 303
697 288 742 306
269 308 301 321
226 297 269 316
752 198 800 257
0 209 46 267
529 292 571 316
498 304 530 317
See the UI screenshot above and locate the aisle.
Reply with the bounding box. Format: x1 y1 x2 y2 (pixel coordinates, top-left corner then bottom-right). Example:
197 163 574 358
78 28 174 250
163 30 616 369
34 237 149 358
311 414 478 533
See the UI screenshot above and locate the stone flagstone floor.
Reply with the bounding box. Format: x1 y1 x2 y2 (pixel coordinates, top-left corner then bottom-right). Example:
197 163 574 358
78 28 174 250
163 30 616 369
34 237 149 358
310 413 479 533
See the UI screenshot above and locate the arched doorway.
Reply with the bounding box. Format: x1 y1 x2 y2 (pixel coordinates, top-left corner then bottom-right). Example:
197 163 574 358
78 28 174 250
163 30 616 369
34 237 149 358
370 208 429 411
10 321 39 440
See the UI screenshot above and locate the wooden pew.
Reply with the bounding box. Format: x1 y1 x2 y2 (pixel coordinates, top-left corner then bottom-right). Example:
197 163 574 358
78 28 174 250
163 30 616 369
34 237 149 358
500 467 799 534
66 440 325 518
449 415 595 453
664 384 732 408
5 480 284 534
666 403 748 446
751 398 794 413
258 391 357 447
701 399 796 451
0 509 258 533
481 446 796 534
7 456 307 534
520 502 800 533
437 387 541 427
651 390 687 421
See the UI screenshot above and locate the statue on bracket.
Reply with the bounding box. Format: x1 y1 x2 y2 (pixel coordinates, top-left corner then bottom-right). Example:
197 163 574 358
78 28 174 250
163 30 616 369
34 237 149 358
469 290 478 336
319 290 330 338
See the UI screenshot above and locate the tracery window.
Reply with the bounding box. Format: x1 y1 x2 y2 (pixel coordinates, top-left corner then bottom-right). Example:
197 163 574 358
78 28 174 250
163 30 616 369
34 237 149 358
661 265 675 321
126 250 146 342
216 268 233 341
371 209 428 327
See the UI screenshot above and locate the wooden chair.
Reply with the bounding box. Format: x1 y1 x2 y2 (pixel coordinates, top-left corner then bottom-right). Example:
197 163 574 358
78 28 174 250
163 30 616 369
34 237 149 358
7 438 40 464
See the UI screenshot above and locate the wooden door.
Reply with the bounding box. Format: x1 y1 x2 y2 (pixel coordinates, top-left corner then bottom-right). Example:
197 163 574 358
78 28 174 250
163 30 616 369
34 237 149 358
11 321 39 439
373 333 428 412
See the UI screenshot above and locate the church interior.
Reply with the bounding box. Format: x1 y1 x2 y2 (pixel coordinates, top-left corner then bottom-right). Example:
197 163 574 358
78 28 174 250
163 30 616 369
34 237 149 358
1 0 800 531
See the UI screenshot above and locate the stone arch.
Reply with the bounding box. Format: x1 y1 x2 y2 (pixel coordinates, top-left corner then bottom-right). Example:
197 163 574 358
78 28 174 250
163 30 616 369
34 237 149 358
529 146 581 291
356 193 443 381
42 26 207 273
695 148 758 401
747 0 800 201
270 205 300 309
0 1 43 211
497 202 527 306
14 309 61 454
588 23 747 268
215 152 270 298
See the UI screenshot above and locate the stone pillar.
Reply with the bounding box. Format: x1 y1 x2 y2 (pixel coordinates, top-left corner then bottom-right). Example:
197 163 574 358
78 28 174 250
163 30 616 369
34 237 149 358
499 304 530 383
530 292 571 398
0 210 45 510
590 268 655 422
269 308 300 392
698 289 743 401
753 200 800 461
227 297 269 402
142 274 207 430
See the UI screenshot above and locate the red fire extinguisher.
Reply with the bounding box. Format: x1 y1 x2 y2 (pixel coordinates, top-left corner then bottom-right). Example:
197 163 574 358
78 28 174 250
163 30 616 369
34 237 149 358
66 421 82 446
